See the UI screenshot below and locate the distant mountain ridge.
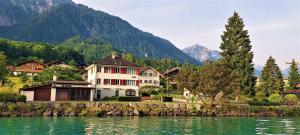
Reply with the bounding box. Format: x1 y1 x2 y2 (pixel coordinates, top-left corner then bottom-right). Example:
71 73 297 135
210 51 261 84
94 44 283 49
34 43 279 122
182 44 221 62
0 0 200 65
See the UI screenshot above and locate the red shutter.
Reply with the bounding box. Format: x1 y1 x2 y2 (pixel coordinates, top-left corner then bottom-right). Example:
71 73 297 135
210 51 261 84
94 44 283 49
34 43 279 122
136 80 139 86
136 68 140 75
104 68 108 73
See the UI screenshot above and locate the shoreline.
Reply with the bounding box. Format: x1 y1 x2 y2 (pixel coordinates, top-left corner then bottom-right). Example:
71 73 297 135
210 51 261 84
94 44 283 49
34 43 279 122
0 102 300 117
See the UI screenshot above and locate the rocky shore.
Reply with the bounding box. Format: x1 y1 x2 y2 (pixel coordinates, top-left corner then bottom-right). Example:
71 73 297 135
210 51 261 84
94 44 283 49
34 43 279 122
0 102 300 117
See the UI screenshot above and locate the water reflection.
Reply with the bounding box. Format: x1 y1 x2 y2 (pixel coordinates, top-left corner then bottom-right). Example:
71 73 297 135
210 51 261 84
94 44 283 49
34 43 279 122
0 117 300 135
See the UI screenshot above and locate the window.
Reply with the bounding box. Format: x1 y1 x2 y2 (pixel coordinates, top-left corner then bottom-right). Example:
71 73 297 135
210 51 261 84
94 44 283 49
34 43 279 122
154 81 158 84
115 68 120 73
126 89 136 96
149 73 153 76
104 67 111 73
104 79 111 85
126 68 136 74
126 80 135 86
97 78 101 84
148 80 152 83
115 90 119 96
115 80 120 85
144 80 147 83
97 66 101 72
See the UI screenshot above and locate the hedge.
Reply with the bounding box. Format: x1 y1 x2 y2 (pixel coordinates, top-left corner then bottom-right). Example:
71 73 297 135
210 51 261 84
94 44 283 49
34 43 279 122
162 96 173 102
0 93 26 103
118 96 141 102
248 99 281 106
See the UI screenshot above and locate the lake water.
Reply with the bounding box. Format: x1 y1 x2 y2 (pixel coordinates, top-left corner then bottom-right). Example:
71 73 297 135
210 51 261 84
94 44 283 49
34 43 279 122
0 117 300 135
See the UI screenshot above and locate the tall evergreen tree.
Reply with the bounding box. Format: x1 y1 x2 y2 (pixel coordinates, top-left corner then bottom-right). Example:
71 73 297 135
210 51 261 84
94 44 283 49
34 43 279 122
287 59 300 90
220 12 256 96
260 56 284 96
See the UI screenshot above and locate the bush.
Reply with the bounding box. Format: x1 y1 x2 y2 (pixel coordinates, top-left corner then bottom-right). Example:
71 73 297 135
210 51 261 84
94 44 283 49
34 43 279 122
102 96 118 101
141 93 150 97
283 94 298 105
255 91 266 101
162 96 173 102
118 96 141 102
16 95 27 102
268 94 283 103
0 93 17 102
7 103 17 112
248 99 281 106
0 93 27 102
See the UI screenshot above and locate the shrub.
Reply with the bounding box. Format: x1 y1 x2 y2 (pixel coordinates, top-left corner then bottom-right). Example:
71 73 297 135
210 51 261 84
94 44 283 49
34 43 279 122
7 103 17 112
248 99 281 106
16 95 27 102
255 91 266 101
118 96 141 102
268 94 283 103
0 94 26 103
283 94 298 105
162 96 173 102
102 96 118 101
0 93 17 102
141 93 150 97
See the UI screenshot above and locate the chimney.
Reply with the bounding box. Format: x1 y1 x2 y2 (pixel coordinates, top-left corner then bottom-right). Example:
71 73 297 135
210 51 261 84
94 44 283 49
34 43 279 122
112 52 116 59
53 71 57 81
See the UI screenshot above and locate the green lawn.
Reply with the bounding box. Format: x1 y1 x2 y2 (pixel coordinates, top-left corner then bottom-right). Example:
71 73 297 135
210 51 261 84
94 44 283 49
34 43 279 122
0 77 24 94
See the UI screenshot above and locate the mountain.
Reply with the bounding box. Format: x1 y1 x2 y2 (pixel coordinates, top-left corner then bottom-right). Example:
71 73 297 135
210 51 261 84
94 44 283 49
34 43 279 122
0 0 200 65
182 44 221 62
0 0 73 27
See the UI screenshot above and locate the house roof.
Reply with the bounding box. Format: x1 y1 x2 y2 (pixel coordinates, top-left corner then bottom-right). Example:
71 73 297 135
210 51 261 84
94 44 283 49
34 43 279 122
17 60 46 66
296 83 300 88
52 80 91 85
20 84 52 91
94 55 140 67
140 66 161 75
163 67 182 76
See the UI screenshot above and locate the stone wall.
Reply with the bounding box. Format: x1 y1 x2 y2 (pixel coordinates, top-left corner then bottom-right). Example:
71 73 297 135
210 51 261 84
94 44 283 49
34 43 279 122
0 102 300 117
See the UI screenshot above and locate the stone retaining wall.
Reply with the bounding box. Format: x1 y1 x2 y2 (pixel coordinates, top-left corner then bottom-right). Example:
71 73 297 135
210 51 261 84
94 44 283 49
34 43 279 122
0 102 300 117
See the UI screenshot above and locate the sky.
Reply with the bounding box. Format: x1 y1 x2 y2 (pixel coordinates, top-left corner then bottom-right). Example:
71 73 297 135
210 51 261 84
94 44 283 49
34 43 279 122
73 0 300 69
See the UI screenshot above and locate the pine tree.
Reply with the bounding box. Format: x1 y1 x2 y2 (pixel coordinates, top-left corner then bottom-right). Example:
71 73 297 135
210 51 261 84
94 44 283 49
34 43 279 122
287 59 300 90
260 56 284 96
220 12 256 96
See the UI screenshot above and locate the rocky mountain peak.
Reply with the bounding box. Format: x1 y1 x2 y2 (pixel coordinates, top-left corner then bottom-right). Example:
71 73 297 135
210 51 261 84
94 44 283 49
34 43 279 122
182 44 221 62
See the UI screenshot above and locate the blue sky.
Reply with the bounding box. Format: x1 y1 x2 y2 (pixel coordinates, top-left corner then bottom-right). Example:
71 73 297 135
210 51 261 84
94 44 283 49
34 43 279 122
73 0 300 69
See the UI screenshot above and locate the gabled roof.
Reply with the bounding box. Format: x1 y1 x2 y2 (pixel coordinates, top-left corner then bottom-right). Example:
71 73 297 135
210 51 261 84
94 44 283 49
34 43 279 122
140 66 161 75
17 60 46 66
52 80 91 85
163 67 182 76
94 55 141 67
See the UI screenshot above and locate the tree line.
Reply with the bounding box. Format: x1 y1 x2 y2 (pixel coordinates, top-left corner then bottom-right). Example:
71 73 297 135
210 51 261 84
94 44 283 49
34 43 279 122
177 12 299 107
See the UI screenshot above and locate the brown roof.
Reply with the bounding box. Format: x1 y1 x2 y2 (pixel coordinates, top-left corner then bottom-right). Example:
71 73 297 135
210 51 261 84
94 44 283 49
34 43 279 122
140 66 161 75
17 60 46 66
296 83 300 88
163 67 182 76
20 84 52 91
283 89 300 94
95 55 140 67
52 80 91 85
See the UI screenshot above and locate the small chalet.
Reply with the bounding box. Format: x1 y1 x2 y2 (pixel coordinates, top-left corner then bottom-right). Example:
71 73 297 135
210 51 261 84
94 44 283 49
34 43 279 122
5 64 15 72
283 83 300 99
20 76 94 101
139 66 161 87
14 60 46 75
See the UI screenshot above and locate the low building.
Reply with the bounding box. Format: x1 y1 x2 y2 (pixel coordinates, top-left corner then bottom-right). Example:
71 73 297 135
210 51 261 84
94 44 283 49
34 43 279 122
86 53 161 100
139 66 161 87
14 60 46 76
20 76 94 101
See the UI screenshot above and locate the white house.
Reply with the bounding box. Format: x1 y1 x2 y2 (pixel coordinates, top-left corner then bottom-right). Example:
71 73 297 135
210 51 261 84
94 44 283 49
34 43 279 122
139 66 161 87
86 53 160 100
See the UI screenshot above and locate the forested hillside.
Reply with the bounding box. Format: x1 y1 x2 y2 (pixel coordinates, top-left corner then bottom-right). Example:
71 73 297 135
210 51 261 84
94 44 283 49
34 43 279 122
0 1 200 65
0 38 84 64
